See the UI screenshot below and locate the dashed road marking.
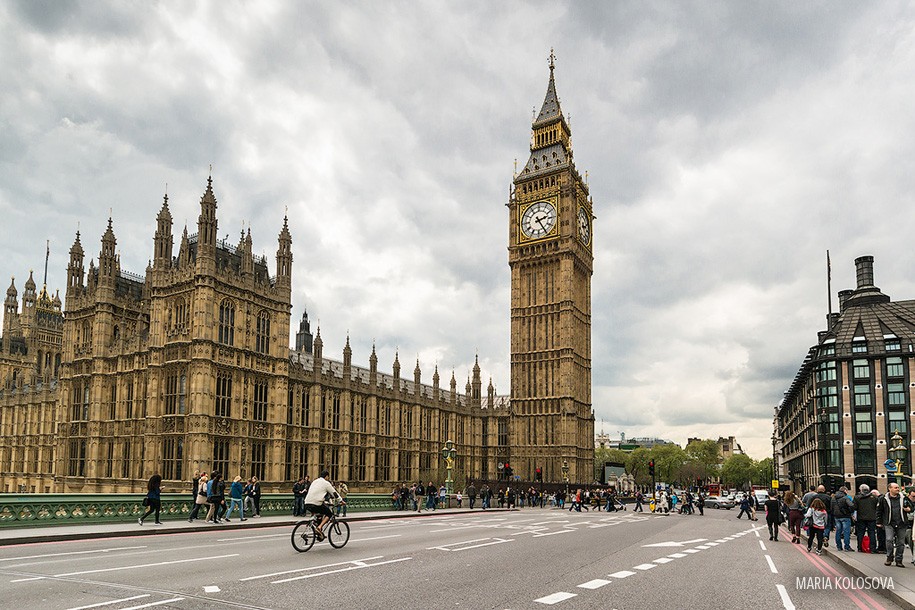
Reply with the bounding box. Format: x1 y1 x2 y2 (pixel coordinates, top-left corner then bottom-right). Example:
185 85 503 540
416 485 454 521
765 555 778 574
66 595 151 610
609 570 636 578
683 549 701 554
759 541 767 551
668 553 687 558
653 557 675 564
577 579 611 589
535 592 577 605
121 599 184 610
633 563 656 570
776 584 795 609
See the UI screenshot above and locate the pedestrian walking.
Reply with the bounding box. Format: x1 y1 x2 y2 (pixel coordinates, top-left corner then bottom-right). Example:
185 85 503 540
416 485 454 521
737 495 752 520
765 490 782 541
292 477 307 517
188 472 209 522
249 476 262 517
139 474 163 526
855 484 877 553
784 490 803 544
427 481 437 511
877 482 909 567
224 475 247 522
805 498 828 555
207 472 227 523
467 483 477 509
830 486 855 551
337 481 349 516
633 491 644 513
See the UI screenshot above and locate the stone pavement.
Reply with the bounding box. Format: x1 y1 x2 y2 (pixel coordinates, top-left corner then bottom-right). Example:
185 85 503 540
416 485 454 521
803 532 915 609
0 506 505 546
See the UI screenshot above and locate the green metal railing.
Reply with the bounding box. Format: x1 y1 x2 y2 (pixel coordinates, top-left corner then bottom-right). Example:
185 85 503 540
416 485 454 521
0 493 394 528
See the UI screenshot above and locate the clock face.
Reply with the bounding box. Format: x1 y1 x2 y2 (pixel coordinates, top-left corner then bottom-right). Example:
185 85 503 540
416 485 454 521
520 201 558 240
577 207 591 245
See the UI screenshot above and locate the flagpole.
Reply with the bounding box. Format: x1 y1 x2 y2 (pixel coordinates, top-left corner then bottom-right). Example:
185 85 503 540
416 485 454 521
827 250 833 321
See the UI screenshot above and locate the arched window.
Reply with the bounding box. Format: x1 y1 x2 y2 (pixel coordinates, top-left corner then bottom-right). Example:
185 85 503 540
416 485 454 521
255 311 271 355
218 300 235 346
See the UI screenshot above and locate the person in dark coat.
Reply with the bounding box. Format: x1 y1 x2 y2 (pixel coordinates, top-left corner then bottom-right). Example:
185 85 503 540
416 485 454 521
139 474 162 526
855 484 878 553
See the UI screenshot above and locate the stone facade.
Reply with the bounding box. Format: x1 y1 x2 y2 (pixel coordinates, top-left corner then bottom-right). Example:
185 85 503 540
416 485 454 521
778 255 915 494
0 59 594 493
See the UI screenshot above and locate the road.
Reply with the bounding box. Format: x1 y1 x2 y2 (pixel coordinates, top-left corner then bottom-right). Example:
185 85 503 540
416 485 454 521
0 506 901 609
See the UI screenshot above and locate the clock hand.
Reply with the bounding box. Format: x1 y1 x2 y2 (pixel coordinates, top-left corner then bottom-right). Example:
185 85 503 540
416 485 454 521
536 216 548 231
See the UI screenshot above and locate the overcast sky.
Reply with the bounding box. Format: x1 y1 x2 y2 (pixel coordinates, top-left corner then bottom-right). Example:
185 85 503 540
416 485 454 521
3 2 915 459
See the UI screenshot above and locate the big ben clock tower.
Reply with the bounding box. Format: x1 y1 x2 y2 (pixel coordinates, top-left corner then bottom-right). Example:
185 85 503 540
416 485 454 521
508 52 594 483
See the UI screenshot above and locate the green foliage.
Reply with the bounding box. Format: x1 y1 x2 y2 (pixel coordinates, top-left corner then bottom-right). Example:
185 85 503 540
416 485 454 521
685 439 721 479
720 454 755 487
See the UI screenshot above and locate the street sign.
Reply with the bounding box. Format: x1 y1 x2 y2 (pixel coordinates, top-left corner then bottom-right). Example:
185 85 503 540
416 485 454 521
771 479 779 489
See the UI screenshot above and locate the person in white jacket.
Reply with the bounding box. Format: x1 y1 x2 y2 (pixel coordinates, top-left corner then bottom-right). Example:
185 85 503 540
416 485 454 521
303 470 343 540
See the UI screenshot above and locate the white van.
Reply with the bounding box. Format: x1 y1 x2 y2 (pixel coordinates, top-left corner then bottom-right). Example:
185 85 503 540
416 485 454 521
753 489 770 506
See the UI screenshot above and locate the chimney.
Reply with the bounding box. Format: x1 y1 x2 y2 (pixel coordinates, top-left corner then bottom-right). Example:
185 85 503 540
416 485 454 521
838 289 853 312
855 256 875 289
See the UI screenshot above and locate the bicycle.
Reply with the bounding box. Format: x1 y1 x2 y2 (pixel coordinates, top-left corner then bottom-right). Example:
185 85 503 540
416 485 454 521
291 503 350 552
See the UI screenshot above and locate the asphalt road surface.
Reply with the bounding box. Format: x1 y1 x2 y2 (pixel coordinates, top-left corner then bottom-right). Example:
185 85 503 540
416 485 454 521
0 506 902 609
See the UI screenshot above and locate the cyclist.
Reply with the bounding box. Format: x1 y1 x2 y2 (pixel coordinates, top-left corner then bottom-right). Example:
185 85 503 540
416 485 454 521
303 469 343 540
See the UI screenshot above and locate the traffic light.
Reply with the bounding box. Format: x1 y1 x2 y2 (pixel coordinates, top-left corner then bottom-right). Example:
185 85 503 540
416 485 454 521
648 460 655 477
535 467 542 481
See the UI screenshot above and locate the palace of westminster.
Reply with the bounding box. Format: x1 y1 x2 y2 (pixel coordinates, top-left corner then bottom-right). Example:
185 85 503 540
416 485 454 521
0 60 596 493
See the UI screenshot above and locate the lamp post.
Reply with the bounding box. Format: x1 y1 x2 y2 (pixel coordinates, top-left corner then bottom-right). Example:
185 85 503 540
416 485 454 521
441 440 456 496
818 407 828 490
889 429 907 489
561 459 570 499
771 432 778 491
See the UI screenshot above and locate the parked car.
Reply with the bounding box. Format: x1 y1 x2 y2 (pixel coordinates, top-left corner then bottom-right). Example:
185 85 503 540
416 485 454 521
753 490 770 507
704 495 735 509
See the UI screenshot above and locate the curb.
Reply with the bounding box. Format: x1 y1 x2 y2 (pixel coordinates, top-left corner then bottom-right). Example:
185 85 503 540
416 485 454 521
0 508 509 547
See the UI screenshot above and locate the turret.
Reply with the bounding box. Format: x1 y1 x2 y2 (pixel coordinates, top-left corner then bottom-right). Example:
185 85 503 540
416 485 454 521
3 277 18 337
23 270 36 309
98 218 117 284
414 358 421 388
450 371 457 405
153 193 173 269
433 365 440 401
343 334 352 374
313 326 323 362
369 343 378 385
487 377 495 408
67 231 85 296
393 351 401 391
276 215 292 288
295 309 313 353
471 354 482 405
177 226 190 269
196 175 218 273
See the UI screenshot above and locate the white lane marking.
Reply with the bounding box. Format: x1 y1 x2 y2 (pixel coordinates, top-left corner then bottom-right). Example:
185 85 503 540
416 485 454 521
66 595 150 610
427 537 490 549
668 553 687 558
10 577 45 582
633 563 656 570
715 539 728 543
429 525 481 533
353 534 402 543
683 549 701 554
776 584 795 609
754 530 761 538
535 592 577 605
0 546 147 563
40 554 238 579
653 557 674 564
272 557 412 583
430 538 514 551
609 570 636 578
680 538 708 544
765 555 778 574
121 598 184 610
217 533 288 542
241 556 384 581
695 545 711 549
705 542 719 546
578 579 611 589
203 586 220 593
533 530 575 538
759 541 767 551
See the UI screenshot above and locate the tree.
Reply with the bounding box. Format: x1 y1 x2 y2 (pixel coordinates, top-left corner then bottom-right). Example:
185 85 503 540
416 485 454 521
650 444 688 485
626 448 652 486
684 439 721 480
754 458 774 487
720 454 755 488
593 447 632 481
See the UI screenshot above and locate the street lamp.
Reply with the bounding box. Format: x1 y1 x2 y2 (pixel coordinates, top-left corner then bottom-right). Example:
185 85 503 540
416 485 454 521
561 459 570 499
889 429 907 489
818 407 828 490
441 440 457 496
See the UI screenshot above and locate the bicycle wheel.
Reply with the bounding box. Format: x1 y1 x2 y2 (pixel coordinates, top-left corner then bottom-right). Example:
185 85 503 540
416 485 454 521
291 520 316 553
328 520 350 548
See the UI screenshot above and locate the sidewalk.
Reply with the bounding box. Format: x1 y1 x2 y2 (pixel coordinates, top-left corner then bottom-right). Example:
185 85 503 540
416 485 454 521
807 534 915 609
0 506 505 547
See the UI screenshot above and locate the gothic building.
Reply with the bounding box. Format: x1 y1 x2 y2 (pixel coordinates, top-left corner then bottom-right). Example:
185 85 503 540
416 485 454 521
508 52 595 482
0 57 594 493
